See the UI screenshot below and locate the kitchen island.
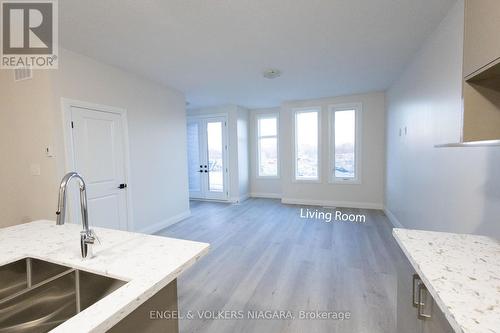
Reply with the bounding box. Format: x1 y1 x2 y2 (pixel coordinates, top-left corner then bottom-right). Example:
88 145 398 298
0 220 209 332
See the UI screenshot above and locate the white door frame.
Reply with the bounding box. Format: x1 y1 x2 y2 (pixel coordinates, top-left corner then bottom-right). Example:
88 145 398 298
187 113 230 202
61 98 134 231
186 117 205 200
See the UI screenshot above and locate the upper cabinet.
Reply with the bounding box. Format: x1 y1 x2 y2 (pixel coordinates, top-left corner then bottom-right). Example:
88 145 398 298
461 0 500 142
463 0 500 78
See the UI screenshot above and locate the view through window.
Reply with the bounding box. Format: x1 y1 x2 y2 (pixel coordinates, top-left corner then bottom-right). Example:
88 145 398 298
334 109 357 180
207 121 224 192
295 110 319 180
257 115 278 177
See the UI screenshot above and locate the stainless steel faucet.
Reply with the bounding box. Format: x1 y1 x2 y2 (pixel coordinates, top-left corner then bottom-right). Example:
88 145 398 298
56 172 97 258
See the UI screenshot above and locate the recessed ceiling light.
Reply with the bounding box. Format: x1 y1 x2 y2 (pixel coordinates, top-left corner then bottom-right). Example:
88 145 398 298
263 69 282 79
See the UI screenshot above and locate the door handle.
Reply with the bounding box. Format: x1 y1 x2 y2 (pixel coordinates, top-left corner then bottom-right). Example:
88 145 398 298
118 183 127 189
412 274 420 307
417 282 432 319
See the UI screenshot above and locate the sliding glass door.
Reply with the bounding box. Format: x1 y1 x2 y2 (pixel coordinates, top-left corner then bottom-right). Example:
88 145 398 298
187 116 228 200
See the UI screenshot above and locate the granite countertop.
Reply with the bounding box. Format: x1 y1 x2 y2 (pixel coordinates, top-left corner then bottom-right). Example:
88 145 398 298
0 220 209 332
393 228 500 333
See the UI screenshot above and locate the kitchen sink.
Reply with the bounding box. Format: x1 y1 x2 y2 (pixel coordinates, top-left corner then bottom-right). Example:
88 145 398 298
0 258 126 332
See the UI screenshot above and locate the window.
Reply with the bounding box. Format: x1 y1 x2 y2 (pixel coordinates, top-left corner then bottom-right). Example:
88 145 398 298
257 114 279 177
331 104 361 183
294 109 319 181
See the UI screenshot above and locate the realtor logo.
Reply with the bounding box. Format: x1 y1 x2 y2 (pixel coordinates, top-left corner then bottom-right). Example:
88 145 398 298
1 0 58 68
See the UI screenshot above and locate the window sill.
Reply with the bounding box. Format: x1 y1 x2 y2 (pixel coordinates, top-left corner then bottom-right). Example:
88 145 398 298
293 178 322 184
330 179 361 185
256 175 280 180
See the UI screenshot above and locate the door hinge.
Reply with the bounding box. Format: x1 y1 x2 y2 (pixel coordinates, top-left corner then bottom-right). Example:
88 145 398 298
71 121 74 129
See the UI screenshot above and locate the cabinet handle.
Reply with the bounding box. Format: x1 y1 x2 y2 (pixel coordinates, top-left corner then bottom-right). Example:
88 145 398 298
417 282 432 319
412 274 420 307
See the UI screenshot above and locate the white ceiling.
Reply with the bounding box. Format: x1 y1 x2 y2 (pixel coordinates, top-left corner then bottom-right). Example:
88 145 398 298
59 0 456 109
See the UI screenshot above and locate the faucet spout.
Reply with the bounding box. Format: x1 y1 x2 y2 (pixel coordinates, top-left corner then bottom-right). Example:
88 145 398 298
56 172 95 258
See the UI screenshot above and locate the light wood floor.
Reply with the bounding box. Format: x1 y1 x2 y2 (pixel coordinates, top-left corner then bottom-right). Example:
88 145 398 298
157 198 405 333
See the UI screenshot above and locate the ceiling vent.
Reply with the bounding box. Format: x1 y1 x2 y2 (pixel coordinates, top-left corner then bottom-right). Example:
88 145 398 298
263 68 282 79
14 67 33 82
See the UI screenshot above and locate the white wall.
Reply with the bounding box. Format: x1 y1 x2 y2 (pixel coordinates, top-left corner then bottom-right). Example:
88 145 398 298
280 92 386 208
237 107 250 200
385 0 500 238
53 49 190 233
0 69 59 228
248 94 386 207
249 108 282 198
0 48 190 233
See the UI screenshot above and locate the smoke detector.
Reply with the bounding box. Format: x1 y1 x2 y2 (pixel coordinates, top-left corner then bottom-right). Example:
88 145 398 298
263 68 282 79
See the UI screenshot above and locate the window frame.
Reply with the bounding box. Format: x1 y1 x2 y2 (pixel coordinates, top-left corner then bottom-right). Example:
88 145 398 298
256 113 280 179
329 103 362 184
293 107 321 183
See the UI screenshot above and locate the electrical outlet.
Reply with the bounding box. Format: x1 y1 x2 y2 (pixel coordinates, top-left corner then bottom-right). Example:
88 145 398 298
30 163 41 176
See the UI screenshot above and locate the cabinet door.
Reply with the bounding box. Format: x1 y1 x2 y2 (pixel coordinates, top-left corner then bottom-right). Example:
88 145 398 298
396 255 422 333
397 255 455 333
421 297 454 333
464 0 500 77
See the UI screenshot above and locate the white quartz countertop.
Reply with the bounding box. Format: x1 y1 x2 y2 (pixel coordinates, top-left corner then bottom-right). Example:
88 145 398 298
0 220 209 332
393 228 500 333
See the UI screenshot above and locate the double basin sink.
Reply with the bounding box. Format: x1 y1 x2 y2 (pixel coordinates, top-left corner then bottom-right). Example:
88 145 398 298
0 258 126 332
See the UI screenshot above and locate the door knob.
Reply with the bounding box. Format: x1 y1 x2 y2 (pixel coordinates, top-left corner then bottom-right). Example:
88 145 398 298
118 183 127 189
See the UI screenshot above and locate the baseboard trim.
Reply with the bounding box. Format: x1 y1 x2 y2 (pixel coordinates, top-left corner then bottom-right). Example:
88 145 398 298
230 193 250 204
239 193 250 202
138 210 191 234
191 198 230 203
250 192 282 199
383 206 404 228
281 198 383 210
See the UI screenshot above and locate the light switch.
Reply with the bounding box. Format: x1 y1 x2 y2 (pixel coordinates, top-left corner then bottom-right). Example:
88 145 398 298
30 163 41 176
45 145 55 157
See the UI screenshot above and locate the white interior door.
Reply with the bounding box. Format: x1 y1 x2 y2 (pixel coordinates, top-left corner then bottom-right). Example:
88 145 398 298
187 116 228 201
70 105 130 230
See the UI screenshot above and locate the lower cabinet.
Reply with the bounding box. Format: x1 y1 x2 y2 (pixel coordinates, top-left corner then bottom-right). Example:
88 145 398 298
108 279 179 333
396 253 454 333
